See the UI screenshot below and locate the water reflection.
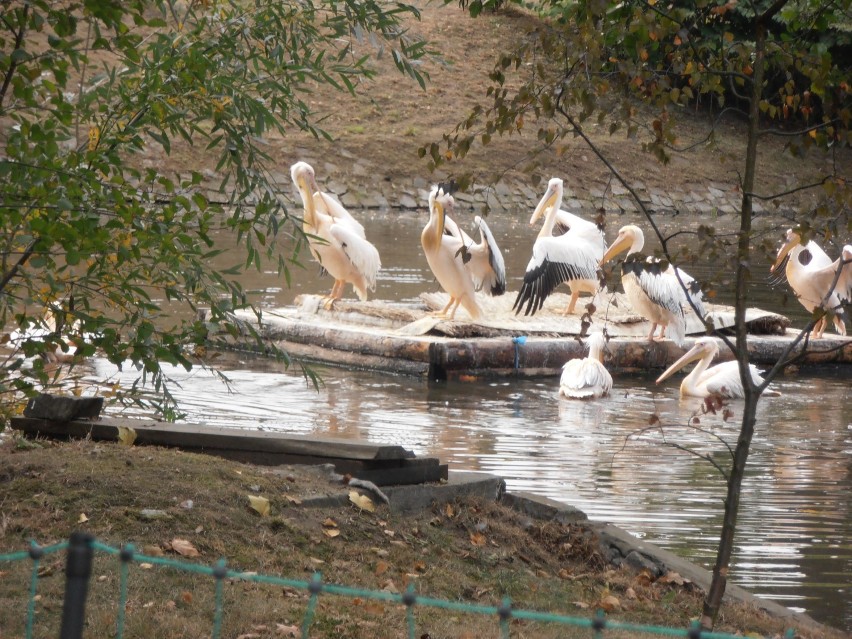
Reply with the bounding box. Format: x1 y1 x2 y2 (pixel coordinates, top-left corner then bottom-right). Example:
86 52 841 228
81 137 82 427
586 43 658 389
88 209 850 630
97 354 850 630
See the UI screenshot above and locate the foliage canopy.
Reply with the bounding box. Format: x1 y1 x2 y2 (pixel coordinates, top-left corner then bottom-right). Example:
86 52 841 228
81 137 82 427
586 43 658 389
0 0 428 422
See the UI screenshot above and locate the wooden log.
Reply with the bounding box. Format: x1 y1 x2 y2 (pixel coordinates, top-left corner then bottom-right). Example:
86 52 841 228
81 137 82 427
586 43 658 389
10 417 414 461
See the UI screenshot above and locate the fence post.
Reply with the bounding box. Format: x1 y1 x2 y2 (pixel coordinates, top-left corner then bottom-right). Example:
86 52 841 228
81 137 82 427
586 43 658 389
59 531 94 639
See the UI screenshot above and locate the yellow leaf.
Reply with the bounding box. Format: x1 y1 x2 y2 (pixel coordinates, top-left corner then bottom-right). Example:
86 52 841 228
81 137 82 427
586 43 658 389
322 518 338 528
469 532 486 547
87 125 99 152
169 539 199 557
77 513 89 523
284 495 302 505
349 490 376 512
323 528 340 538
247 495 270 517
117 426 137 446
599 594 621 611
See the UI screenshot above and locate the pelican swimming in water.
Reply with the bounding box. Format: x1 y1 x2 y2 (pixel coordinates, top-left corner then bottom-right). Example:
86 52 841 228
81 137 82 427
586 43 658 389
771 229 848 338
600 225 705 348
441 207 507 297
290 161 381 309
559 331 613 400
655 337 765 399
513 181 602 316
529 178 607 315
421 186 482 320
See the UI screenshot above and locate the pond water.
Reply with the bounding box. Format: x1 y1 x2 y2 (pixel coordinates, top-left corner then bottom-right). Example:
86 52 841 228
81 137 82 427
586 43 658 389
102 208 849 630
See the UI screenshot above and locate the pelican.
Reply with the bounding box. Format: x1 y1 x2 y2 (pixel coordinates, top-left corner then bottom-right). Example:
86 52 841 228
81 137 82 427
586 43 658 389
656 337 765 399
513 182 602 316
559 331 613 400
529 178 607 314
441 208 506 296
421 187 482 320
290 161 381 309
600 225 705 348
771 229 848 338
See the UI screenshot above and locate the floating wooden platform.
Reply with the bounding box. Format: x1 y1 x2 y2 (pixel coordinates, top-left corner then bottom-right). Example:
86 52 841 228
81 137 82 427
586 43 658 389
11 416 447 486
220 293 852 380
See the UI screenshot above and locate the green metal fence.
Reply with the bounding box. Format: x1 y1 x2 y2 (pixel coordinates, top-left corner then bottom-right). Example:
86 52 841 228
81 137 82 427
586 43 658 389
0 532 795 639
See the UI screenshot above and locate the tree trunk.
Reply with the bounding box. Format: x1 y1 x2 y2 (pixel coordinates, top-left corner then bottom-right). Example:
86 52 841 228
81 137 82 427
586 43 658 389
701 8 775 628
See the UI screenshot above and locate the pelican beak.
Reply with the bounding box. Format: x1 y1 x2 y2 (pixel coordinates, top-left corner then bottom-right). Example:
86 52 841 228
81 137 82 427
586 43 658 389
771 232 800 273
600 234 631 266
530 186 557 225
656 343 706 384
434 199 445 236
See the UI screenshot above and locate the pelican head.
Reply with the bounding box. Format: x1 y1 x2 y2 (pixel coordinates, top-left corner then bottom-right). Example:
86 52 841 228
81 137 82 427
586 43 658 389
586 331 608 363
601 224 644 265
290 161 319 222
771 228 801 273
655 337 720 384
530 177 563 226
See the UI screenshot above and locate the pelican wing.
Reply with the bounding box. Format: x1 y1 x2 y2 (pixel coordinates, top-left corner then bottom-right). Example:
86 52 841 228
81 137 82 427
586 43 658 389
809 249 852 304
473 216 506 296
555 210 606 258
314 192 366 238
329 223 381 290
671 266 706 319
623 255 686 319
442 214 475 245
513 237 600 316
701 361 764 399
560 359 612 399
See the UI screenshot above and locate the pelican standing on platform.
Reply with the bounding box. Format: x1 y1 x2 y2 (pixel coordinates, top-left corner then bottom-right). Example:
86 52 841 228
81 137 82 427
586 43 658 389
559 331 613 400
421 187 482 320
655 338 765 399
771 229 848 338
600 225 705 347
513 181 602 316
290 161 381 309
530 178 607 314
441 206 507 297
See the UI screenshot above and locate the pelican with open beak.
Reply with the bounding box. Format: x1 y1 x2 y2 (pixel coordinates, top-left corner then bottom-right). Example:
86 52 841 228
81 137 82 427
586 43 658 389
656 338 765 399
290 161 382 309
771 229 847 338
600 225 704 348
559 331 613 400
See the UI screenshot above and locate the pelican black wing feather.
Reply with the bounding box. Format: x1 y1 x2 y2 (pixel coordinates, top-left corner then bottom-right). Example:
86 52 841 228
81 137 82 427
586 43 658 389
513 258 599 316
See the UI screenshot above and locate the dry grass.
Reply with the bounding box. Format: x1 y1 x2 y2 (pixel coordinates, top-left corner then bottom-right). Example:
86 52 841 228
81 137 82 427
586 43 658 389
0 436 845 639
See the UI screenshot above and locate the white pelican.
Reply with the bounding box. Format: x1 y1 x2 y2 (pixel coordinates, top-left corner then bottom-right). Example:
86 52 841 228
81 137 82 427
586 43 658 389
771 229 848 338
513 182 602 316
655 337 765 399
600 225 705 348
530 178 607 314
441 209 506 296
559 331 613 400
290 161 381 309
421 187 482 320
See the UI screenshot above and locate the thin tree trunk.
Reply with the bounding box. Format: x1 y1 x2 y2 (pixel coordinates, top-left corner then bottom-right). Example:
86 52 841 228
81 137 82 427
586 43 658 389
701 9 773 628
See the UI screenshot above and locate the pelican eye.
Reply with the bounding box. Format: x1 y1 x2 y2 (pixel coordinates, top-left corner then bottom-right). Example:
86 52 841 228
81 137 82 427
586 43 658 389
798 249 812 266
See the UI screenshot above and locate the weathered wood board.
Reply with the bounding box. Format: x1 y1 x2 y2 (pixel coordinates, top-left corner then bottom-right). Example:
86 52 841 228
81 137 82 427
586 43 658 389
219 294 852 379
10 416 448 486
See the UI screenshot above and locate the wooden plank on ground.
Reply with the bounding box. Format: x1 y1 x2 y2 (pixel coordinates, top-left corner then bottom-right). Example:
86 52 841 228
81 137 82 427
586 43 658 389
10 417 414 461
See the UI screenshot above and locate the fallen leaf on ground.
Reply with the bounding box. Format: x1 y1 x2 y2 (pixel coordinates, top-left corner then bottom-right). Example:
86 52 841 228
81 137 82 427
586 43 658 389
169 538 200 557
284 495 302 505
77 513 89 523
573 601 590 609
659 571 687 585
599 594 621 611
469 532 486 547
323 528 340 538
247 495 270 517
276 624 299 636
117 426 137 446
349 490 376 512
375 560 389 576
322 518 338 528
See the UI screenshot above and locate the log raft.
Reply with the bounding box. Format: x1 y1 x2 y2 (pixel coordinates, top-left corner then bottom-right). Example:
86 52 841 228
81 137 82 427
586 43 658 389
218 293 852 380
